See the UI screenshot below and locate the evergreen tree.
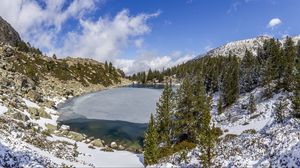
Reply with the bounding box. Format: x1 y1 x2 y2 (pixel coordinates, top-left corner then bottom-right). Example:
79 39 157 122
174 77 194 142
52 54 57 60
261 39 282 90
292 54 300 118
108 62 114 74
217 97 223 115
198 97 217 167
155 82 174 146
222 55 240 106
248 93 256 114
240 50 259 93
104 61 109 72
193 73 207 141
274 98 288 123
144 114 159 166
282 37 297 91
147 69 154 82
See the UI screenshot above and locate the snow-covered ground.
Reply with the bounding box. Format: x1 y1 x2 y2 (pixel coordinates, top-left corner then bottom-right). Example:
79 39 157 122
152 87 300 167
0 98 144 167
0 105 8 115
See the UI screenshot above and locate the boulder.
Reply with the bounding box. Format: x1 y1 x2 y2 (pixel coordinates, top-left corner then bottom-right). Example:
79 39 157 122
45 123 57 133
91 139 104 147
59 125 70 131
38 107 52 119
28 107 40 119
118 145 125 150
67 131 85 142
110 142 118 149
27 90 42 102
10 112 30 121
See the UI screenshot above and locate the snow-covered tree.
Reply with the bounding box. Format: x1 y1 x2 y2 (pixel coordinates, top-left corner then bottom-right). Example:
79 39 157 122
248 93 256 114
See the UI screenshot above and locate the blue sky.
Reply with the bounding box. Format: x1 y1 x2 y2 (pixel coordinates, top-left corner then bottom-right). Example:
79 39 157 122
0 0 299 74
103 0 300 55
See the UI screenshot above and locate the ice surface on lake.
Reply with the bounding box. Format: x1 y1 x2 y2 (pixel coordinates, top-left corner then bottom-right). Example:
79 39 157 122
58 87 162 123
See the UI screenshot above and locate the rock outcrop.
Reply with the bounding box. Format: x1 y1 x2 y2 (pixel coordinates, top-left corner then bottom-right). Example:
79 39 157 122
0 16 21 47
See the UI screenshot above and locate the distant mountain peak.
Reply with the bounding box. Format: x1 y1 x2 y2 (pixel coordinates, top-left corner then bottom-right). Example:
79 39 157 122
205 36 271 58
196 34 300 60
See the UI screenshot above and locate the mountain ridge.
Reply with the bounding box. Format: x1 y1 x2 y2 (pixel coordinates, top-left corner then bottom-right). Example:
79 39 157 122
195 34 300 59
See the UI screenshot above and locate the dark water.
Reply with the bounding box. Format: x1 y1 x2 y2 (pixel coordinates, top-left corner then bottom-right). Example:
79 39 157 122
60 118 147 150
57 86 163 149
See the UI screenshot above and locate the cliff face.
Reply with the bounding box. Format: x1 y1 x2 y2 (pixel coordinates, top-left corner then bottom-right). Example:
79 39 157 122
0 16 21 47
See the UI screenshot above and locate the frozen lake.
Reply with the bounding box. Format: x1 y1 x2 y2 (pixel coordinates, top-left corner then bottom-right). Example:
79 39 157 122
58 87 163 123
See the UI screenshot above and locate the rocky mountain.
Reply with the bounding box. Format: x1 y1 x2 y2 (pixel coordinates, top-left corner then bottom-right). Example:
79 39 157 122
205 36 271 58
196 35 300 59
0 16 21 47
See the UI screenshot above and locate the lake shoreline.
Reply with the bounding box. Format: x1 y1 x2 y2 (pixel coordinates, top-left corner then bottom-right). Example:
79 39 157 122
56 83 164 153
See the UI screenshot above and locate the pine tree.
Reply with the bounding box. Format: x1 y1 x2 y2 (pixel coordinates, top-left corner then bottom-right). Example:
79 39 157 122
108 62 113 73
282 37 297 91
222 55 240 106
292 53 300 118
174 77 194 142
155 81 174 146
248 93 256 114
261 39 282 90
104 61 109 72
193 73 207 141
198 96 217 167
217 96 223 115
240 50 259 93
144 114 159 166
274 98 288 123
147 69 154 82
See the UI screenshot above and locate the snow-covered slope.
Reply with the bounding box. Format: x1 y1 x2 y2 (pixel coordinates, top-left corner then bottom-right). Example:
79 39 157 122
196 34 300 59
152 86 300 167
0 98 143 167
205 36 271 58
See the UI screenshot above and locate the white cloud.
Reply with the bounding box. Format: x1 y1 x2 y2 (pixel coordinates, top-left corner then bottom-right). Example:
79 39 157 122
267 18 282 28
0 0 99 50
134 38 144 48
115 51 195 75
54 9 160 61
0 1 192 74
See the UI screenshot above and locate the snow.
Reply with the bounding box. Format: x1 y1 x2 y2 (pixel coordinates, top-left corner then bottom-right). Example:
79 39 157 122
32 115 59 129
76 142 143 167
26 143 85 167
152 86 300 167
46 134 144 167
0 105 8 115
224 116 271 135
23 99 40 109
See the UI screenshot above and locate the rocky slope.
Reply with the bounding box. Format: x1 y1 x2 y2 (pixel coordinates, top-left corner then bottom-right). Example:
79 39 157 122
0 17 142 167
196 35 300 59
0 16 21 47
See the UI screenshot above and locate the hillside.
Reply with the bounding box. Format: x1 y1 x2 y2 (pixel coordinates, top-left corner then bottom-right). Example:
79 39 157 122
0 17 142 167
142 35 300 167
0 16 21 47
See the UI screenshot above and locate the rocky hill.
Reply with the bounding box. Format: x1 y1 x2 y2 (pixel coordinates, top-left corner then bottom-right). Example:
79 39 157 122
0 16 21 47
0 17 142 167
